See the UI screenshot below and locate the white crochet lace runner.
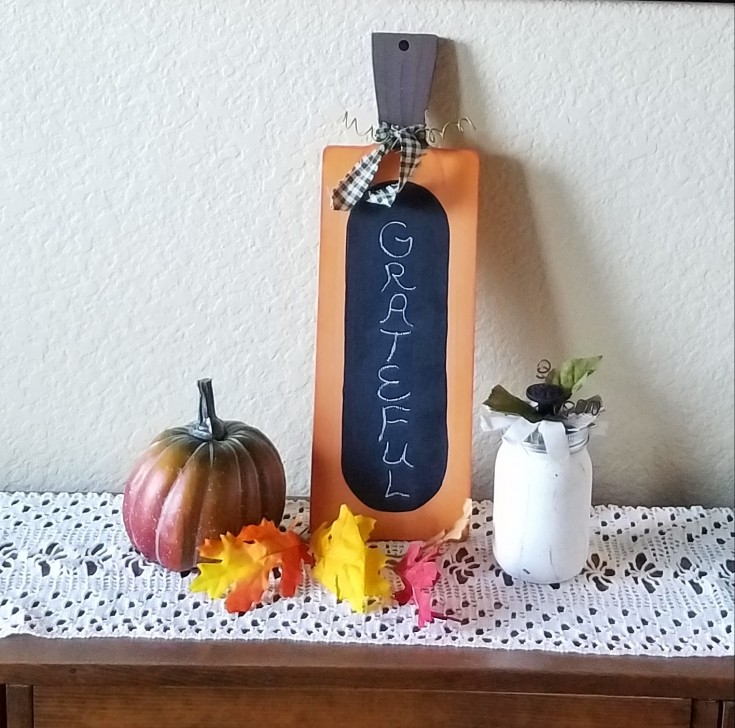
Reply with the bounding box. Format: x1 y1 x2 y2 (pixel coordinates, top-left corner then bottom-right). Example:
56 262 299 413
0 492 732 656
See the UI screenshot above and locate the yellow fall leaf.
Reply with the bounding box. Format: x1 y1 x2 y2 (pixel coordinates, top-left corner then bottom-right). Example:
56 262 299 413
311 504 391 613
364 546 390 597
190 534 269 599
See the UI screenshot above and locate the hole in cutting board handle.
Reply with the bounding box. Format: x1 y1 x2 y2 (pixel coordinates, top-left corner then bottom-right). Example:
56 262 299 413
399 39 409 51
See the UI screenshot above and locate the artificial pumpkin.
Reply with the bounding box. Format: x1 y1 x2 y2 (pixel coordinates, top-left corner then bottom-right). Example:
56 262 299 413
122 378 286 572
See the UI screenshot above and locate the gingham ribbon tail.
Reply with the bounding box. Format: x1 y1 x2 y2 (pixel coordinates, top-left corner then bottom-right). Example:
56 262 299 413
331 123 428 211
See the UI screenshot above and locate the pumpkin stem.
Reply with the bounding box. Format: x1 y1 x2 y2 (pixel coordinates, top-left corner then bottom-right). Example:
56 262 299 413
192 378 227 441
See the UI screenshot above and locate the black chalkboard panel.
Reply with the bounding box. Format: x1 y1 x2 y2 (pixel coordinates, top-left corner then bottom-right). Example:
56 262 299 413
342 181 450 512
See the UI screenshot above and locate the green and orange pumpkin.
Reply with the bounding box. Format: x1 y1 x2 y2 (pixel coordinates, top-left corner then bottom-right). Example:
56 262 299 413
122 379 286 572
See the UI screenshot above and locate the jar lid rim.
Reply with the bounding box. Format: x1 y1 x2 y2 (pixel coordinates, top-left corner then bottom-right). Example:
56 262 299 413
503 429 590 453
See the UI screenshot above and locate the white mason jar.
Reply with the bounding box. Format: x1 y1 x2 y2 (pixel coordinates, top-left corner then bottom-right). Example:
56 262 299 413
492 430 592 584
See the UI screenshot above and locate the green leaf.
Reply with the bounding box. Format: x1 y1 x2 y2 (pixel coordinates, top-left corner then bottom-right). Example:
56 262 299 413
484 385 543 423
546 356 602 394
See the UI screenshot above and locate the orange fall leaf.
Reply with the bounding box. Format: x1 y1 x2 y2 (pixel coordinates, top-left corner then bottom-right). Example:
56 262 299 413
191 519 310 614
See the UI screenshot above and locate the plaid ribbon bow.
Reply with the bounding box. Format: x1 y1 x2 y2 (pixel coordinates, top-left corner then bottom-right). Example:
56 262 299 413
331 123 428 211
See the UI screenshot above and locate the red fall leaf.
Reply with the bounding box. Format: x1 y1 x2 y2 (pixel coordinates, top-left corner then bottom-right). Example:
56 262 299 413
393 542 442 628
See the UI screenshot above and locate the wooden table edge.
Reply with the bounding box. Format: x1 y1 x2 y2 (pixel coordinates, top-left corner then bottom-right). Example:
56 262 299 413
1 636 732 700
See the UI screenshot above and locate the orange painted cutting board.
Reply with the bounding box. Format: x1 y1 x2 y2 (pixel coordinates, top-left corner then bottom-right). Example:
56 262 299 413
310 34 479 540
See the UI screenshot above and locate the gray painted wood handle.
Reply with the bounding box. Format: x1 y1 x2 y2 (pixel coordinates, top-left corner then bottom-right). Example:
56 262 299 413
372 33 438 128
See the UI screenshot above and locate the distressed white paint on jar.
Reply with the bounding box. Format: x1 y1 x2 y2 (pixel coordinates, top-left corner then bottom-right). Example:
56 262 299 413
492 431 592 584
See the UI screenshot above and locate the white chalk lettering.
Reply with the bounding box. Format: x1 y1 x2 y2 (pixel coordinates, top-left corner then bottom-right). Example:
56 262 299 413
380 328 411 363
382 441 414 469
379 221 413 259
375 219 417 503
385 469 409 499
377 365 411 403
379 293 414 329
378 405 410 442
382 262 416 293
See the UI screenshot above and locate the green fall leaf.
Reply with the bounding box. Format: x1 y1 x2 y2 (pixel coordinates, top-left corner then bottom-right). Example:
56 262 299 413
546 356 602 394
484 385 543 423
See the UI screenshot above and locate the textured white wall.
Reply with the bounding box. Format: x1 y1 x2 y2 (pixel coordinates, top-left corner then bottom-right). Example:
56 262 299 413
1 0 733 506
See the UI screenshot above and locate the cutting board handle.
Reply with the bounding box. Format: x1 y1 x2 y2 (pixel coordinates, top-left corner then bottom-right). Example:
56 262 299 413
372 32 438 128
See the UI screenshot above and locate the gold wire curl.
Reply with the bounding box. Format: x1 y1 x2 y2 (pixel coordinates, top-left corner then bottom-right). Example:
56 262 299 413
536 359 552 380
340 112 476 146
